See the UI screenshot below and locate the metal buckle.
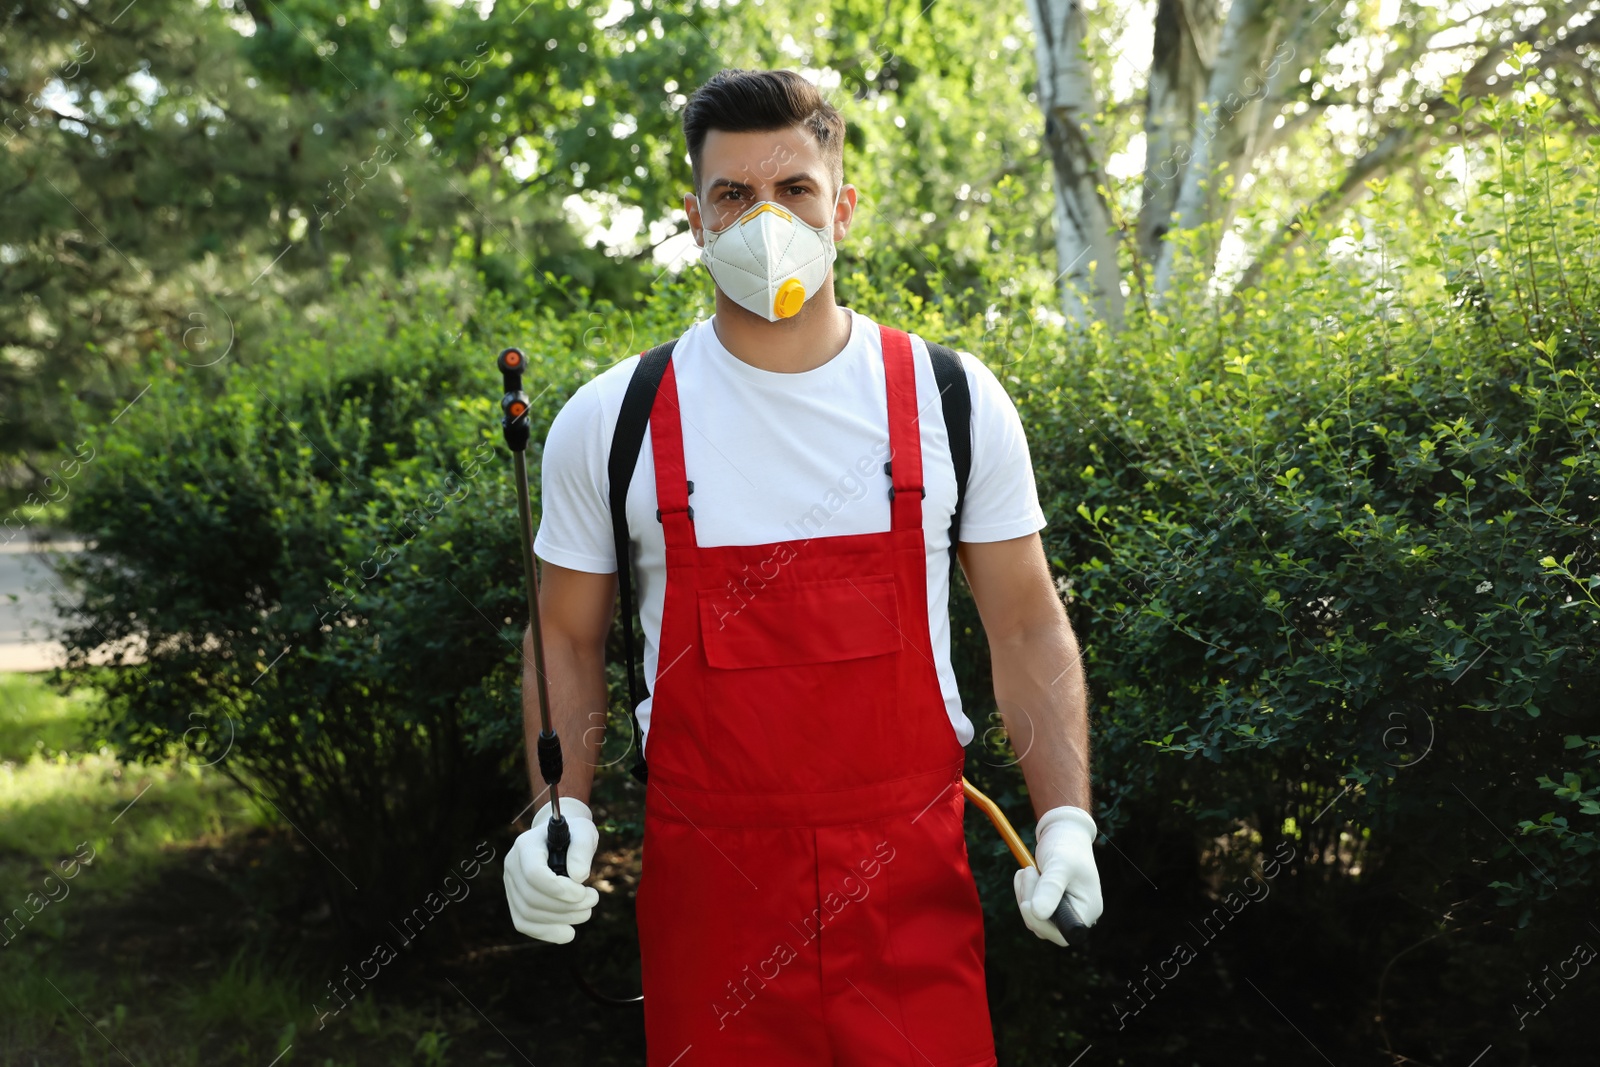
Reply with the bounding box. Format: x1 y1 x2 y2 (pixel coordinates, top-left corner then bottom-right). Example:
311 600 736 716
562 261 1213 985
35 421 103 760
657 480 695 522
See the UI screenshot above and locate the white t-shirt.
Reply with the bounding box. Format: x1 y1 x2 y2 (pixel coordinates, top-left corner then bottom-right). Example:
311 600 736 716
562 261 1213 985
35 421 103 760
532 307 1047 751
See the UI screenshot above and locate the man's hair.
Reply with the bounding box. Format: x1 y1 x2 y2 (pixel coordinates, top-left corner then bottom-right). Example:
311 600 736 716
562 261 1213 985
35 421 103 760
682 69 846 199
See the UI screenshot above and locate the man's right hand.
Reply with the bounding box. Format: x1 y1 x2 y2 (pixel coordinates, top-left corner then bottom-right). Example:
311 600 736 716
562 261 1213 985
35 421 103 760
504 797 601 943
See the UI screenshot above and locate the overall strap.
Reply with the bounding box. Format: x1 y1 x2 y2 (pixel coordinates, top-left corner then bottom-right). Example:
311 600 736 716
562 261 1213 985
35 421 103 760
880 325 925 532
647 356 697 551
607 339 677 784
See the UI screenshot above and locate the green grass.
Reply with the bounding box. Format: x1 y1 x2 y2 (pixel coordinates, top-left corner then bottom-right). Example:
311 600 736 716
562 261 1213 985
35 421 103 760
0 671 99 759
0 940 477 1065
2 945 314 1066
0 496 67 531
179 948 307 1032
0 673 265 913
0 674 484 1065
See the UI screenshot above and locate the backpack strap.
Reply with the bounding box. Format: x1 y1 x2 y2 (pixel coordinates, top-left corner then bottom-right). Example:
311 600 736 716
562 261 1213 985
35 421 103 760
607 339 677 784
604 334 973 785
925 341 973 578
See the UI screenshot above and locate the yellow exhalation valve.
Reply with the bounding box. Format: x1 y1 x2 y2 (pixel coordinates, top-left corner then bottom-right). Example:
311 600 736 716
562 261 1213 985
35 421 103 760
774 278 806 319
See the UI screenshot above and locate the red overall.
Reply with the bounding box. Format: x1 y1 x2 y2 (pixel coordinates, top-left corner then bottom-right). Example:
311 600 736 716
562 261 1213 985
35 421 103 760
634 325 997 1066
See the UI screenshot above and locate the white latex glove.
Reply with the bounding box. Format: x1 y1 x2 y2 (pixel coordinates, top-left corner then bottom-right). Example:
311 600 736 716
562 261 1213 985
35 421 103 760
503 798 600 944
1013 805 1102 947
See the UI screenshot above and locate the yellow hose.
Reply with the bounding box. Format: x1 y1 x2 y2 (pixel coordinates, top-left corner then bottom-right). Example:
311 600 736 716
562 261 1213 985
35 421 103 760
961 776 1036 869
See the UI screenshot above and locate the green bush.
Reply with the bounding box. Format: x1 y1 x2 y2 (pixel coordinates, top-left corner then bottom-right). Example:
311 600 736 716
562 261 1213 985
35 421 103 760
1033 95 1600 908
53 273 708 934
981 88 1597 1059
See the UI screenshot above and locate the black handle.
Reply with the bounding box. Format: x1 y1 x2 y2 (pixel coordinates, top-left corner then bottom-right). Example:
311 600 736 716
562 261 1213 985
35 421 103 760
535 732 569 877
546 812 571 878
1050 896 1088 945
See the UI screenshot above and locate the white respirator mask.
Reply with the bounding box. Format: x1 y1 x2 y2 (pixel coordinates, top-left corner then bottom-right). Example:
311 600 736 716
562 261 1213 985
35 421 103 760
692 185 842 322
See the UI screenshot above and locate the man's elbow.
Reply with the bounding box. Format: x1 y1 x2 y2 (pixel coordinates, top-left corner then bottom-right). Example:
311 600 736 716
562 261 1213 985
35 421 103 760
987 587 1074 648
992 614 1074 656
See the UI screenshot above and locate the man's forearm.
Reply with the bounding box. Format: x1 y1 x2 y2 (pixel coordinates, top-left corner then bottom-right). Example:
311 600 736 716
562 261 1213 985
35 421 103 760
522 622 608 809
991 618 1092 821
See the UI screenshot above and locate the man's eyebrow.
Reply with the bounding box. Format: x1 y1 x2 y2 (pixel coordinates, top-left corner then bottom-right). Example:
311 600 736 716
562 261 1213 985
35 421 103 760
706 172 820 191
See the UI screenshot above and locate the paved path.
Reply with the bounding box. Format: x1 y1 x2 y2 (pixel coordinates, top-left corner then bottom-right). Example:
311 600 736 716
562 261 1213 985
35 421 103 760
0 536 86 673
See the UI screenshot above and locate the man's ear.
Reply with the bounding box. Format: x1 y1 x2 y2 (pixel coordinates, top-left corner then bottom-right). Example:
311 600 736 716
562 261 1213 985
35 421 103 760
834 183 857 243
684 191 705 247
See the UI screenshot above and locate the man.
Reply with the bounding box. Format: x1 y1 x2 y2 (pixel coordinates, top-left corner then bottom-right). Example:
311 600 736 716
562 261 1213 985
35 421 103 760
503 68 1102 1066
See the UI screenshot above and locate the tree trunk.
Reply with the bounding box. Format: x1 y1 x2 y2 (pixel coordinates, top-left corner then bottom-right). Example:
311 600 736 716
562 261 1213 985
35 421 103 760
1027 0 1124 327
1152 0 1282 297
1138 0 1221 268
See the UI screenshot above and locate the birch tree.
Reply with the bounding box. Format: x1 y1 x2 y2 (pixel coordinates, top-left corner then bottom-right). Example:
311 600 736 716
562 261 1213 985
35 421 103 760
1024 0 1600 326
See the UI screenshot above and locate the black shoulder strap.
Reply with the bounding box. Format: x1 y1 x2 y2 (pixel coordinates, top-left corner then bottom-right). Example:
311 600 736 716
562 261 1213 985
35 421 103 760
925 341 973 578
607 339 677 784
604 334 972 786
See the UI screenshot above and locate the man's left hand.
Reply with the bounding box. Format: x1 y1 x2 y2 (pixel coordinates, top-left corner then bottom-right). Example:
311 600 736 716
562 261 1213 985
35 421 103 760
1013 805 1102 946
